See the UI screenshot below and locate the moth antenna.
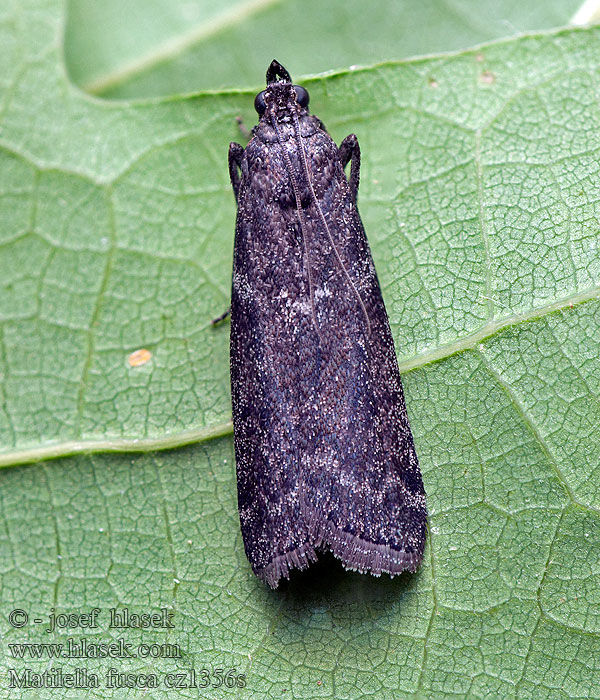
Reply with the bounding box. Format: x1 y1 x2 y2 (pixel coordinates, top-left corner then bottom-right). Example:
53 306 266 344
270 114 323 342
292 111 371 336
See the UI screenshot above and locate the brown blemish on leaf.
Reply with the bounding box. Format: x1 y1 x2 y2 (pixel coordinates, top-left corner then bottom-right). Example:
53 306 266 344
128 348 152 367
428 77 438 88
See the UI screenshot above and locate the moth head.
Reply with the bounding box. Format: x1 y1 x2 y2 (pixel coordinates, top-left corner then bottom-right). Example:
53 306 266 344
254 59 310 120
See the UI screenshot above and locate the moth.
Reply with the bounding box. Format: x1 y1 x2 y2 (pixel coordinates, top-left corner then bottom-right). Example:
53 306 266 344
227 60 427 588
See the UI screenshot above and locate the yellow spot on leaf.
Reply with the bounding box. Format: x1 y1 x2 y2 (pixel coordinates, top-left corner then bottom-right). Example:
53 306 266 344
128 348 152 367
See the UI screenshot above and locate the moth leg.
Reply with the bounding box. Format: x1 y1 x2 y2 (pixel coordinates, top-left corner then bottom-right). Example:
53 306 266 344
211 305 231 325
229 142 245 202
338 134 361 203
235 116 252 140
221 142 244 324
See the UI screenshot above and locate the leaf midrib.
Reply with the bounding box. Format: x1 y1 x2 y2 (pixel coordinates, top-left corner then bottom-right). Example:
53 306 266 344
2 286 597 468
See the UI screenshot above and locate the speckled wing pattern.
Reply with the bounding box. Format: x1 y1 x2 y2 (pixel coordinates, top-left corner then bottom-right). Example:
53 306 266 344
229 62 427 588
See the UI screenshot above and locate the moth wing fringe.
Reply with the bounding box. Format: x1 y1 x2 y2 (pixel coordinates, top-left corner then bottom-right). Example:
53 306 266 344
258 520 424 589
302 500 424 576
258 543 318 589
310 519 424 577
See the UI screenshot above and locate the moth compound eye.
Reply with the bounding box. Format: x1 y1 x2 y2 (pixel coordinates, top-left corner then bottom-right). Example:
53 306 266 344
254 90 267 115
294 85 309 109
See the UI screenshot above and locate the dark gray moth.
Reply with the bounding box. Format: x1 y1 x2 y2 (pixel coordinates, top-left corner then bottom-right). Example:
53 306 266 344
227 60 427 588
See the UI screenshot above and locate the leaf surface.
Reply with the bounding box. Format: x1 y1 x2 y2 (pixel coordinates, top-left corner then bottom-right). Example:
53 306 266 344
1 1 600 698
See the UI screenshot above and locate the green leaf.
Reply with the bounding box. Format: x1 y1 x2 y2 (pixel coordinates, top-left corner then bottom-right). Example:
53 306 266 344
65 0 583 97
2 0 600 698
